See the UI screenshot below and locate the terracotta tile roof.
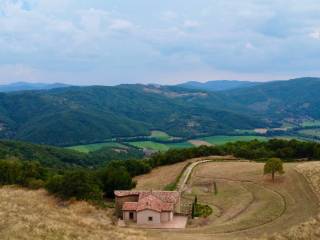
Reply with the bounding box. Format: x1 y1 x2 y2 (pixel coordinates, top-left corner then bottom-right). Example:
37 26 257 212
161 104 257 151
115 190 179 204
139 191 179 204
122 202 138 211
116 190 177 213
114 191 140 197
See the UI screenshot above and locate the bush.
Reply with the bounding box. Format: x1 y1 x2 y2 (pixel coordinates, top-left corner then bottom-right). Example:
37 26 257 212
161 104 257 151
194 204 213 218
46 170 103 201
26 178 45 189
98 166 136 197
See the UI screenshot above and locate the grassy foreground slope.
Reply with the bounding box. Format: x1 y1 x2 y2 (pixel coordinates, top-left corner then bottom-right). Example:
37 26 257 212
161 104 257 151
136 160 319 240
0 186 145 240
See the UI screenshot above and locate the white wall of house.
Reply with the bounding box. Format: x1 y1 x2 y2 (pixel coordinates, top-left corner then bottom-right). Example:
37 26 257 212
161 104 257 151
137 210 161 225
123 211 137 222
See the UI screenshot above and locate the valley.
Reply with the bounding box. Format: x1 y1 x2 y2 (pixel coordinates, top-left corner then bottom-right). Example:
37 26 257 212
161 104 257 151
1 78 320 147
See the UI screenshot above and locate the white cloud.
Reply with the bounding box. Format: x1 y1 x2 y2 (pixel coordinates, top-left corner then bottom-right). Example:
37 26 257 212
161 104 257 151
109 19 135 32
1 0 320 85
161 11 178 21
183 20 200 29
309 30 320 39
245 42 255 50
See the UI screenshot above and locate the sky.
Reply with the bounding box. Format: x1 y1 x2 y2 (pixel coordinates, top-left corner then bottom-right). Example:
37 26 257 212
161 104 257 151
0 0 320 85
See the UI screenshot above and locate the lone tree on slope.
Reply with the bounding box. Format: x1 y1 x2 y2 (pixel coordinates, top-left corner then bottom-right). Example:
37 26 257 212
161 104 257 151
264 158 284 183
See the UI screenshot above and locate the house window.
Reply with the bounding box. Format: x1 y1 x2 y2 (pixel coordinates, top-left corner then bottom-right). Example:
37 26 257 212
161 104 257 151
148 216 153 221
129 212 134 220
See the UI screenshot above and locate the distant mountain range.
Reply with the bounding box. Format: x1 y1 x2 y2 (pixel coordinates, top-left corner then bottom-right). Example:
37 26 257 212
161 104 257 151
176 80 260 91
0 77 319 146
0 82 70 92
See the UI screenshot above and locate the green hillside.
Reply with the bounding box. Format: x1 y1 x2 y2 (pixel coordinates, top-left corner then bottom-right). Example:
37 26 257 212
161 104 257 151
0 85 264 146
223 77 320 121
0 140 143 168
1 78 320 146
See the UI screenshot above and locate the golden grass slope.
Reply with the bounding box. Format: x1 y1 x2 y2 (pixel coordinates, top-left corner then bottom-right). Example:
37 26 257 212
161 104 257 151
255 162 320 240
0 186 146 240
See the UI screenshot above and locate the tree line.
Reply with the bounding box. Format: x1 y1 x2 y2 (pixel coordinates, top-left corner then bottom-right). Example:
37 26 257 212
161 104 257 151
0 139 320 202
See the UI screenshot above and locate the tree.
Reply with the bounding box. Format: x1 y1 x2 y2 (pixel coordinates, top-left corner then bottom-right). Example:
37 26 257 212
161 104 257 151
99 166 136 197
191 202 195 219
264 158 284 182
46 170 103 201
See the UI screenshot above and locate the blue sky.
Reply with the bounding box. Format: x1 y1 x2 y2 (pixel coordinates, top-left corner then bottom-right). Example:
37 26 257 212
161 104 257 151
0 0 320 85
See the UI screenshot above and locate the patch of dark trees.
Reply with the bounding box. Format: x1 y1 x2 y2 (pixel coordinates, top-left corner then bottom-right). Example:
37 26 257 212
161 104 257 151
1 139 320 202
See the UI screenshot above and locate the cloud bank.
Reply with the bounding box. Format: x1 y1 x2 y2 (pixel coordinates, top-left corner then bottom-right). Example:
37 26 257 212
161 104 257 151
0 0 320 85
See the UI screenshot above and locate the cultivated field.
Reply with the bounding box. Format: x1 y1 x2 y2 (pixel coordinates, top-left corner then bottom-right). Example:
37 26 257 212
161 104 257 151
127 141 193 152
197 135 268 145
67 142 127 153
150 131 172 141
301 120 320 127
139 160 320 240
299 128 320 138
0 186 146 240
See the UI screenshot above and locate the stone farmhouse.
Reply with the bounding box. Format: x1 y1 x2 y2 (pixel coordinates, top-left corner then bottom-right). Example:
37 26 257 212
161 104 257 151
115 190 185 227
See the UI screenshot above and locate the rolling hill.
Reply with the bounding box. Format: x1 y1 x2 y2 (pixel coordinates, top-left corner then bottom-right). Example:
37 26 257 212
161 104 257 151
0 77 319 146
0 82 70 92
177 80 260 91
223 77 320 122
0 140 143 168
0 84 264 146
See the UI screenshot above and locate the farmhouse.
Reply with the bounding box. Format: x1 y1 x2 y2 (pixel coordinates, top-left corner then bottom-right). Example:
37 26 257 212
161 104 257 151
114 190 184 227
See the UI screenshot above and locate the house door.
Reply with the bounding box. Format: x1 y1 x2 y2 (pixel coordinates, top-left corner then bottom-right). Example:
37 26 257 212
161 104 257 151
129 212 134 220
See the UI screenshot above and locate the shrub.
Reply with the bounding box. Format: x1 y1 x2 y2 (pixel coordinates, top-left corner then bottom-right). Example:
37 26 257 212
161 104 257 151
194 204 213 218
26 178 45 189
98 166 136 197
46 171 103 201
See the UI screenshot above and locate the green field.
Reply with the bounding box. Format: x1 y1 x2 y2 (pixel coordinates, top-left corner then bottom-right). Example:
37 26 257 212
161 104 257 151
127 141 193 152
299 128 320 138
301 120 320 127
68 134 306 153
66 142 126 153
234 129 256 134
198 135 268 145
128 135 269 151
150 130 172 141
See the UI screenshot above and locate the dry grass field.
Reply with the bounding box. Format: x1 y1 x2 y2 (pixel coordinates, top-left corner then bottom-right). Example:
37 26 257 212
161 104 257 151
143 160 320 240
134 160 193 190
134 156 237 190
0 186 146 240
1 160 320 240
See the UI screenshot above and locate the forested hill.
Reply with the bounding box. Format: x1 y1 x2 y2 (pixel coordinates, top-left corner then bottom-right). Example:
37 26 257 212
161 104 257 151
0 84 264 146
0 82 70 92
0 140 143 168
0 77 320 146
177 80 260 92
222 77 320 121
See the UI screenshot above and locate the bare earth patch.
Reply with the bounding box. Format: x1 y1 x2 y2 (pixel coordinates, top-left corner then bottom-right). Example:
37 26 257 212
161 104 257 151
0 186 146 240
188 140 212 147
